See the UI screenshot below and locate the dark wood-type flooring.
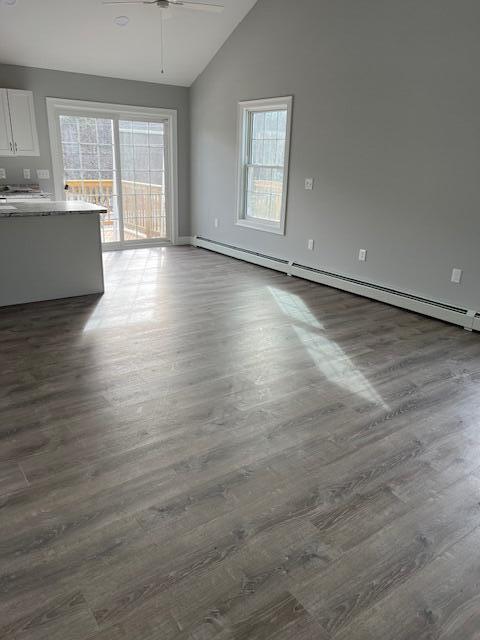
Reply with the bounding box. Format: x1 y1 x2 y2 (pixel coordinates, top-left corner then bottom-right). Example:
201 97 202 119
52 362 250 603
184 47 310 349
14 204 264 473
1 246 480 640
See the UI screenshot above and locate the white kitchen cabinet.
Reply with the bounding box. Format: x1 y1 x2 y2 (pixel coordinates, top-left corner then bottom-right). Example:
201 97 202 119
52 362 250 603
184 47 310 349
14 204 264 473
0 90 13 156
0 89 40 157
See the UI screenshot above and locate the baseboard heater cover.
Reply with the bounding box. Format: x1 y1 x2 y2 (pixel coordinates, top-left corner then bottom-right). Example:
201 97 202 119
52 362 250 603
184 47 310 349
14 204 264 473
194 236 289 272
193 236 478 331
290 263 475 330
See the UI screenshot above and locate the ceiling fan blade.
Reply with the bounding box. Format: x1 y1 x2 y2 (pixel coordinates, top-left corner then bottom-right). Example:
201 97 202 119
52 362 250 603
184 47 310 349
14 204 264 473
170 1 225 12
102 1 156 5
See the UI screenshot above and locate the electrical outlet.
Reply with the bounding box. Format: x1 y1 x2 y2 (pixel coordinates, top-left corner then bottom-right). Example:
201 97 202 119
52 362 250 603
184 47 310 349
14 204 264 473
451 268 463 284
0 168 6 180
23 168 31 180
214 218 219 228
37 169 50 180
358 249 367 262
305 178 314 191
307 239 315 251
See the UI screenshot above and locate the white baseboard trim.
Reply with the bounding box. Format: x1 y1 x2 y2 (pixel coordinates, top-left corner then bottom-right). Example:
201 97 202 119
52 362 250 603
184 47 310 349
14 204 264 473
194 236 288 272
103 240 172 252
192 236 479 332
102 237 193 251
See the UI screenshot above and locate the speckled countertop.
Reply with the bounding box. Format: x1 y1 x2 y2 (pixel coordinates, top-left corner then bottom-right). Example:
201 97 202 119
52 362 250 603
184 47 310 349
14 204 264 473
0 201 108 218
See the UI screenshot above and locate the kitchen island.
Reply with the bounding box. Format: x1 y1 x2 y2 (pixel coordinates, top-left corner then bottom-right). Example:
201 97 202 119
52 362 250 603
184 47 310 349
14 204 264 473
0 201 107 307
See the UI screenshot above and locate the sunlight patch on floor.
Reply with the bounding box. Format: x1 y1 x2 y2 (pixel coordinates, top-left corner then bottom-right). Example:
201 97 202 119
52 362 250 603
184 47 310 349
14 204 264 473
268 286 388 409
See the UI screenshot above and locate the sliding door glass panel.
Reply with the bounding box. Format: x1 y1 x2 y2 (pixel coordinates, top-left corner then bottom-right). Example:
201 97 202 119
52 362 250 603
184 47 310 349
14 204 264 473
119 120 167 242
59 116 120 243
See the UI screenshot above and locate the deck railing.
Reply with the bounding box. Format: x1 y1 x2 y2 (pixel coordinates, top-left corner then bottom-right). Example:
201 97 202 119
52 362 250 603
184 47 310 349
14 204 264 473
66 179 167 241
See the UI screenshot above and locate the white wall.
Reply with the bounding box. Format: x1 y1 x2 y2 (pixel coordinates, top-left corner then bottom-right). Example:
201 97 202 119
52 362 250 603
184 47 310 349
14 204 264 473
0 64 191 237
191 0 480 310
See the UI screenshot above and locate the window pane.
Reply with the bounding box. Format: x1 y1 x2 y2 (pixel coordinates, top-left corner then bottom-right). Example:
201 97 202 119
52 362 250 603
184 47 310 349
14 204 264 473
242 104 288 224
59 114 118 243
252 112 265 139
99 145 114 171
134 146 149 172
150 171 164 187
247 108 287 169
246 166 284 222
264 111 278 139
59 117 78 143
80 146 99 171
149 147 164 172
97 120 114 145
79 118 98 143
119 119 169 242
62 143 80 170
132 121 149 146
275 139 286 165
119 121 133 146
148 122 164 146
263 140 276 165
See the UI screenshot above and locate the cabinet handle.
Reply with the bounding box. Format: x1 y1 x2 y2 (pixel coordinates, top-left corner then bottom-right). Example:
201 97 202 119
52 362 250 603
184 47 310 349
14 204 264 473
10 141 13 152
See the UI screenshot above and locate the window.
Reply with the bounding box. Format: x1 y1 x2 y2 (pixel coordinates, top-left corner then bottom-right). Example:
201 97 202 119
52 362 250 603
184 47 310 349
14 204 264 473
236 96 293 235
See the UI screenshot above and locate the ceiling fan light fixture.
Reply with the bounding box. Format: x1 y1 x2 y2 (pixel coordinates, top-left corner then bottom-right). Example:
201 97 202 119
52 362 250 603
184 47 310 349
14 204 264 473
114 14 130 26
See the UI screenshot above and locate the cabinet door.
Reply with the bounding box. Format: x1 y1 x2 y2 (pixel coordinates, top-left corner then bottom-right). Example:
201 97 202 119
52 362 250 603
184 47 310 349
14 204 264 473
7 89 40 156
0 89 14 156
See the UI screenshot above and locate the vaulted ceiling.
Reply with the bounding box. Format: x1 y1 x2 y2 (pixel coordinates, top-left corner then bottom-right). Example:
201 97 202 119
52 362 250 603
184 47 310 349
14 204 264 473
0 0 257 86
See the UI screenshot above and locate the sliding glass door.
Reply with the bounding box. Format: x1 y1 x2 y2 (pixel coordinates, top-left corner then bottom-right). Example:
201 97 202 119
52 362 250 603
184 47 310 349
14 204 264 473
53 102 174 248
59 115 120 244
119 120 168 242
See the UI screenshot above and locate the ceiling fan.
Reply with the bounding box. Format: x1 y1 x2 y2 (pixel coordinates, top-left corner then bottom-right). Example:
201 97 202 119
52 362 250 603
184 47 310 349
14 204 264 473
102 0 224 12
102 0 224 76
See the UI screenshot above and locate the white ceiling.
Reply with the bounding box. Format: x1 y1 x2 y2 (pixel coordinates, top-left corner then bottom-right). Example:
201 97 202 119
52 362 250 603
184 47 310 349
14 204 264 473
0 0 257 86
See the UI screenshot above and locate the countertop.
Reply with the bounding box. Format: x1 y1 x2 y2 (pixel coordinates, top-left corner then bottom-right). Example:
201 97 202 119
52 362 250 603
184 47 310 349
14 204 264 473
0 201 108 218
0 192 52 201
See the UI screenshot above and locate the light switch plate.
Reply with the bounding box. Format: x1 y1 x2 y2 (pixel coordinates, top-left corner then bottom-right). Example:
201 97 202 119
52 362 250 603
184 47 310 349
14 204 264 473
37 169 50 180
0 168 6 180
451 268 462 284
214 218 219 228
358 249 367 262
307 239 315 251
23 168 31 180
305 178 314 191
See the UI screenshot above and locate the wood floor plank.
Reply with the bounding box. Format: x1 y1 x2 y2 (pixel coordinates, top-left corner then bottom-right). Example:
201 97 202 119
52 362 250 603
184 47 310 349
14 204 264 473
291 473 480 636
0 460 28 496
332 523 480 640
1 246 480 640
0 590 98 640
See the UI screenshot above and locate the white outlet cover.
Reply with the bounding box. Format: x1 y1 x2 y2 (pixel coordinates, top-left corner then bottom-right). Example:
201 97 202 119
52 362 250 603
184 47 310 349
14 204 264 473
23 168 31 179
305 178 314 191
451 268 463 284
359 249 367 262
214 218 219 228
307 239 315 251
0 168 6 180
37 169 50 180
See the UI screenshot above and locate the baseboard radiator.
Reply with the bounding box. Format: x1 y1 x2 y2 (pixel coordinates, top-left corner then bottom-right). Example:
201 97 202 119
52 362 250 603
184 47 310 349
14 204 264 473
193 236 479 332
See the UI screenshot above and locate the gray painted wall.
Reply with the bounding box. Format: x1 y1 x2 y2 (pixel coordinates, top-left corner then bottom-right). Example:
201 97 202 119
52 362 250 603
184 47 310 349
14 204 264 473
0 64 190 237
191 0 480 310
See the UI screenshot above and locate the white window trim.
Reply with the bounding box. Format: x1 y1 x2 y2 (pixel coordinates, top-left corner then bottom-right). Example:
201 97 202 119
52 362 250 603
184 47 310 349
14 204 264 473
46 97 179 246
236 96 293 236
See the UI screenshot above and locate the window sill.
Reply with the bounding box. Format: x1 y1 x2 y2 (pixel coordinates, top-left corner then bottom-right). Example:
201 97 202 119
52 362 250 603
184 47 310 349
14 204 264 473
236 217 285 236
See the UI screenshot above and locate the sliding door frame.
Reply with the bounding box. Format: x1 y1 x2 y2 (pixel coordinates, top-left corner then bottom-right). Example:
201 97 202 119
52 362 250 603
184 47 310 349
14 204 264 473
46 97 179 249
